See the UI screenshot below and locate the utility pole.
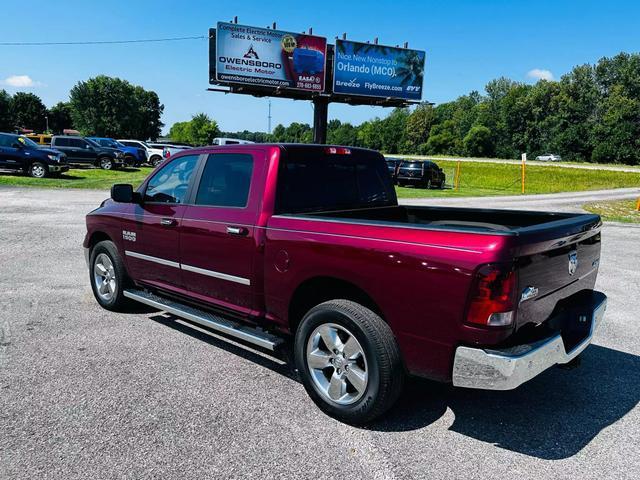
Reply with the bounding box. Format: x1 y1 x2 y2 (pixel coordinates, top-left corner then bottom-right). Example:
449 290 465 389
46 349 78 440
45 116 49 133
267 99 272 134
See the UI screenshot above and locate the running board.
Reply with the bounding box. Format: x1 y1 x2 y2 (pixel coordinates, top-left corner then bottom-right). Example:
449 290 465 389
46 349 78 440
123 289 283 351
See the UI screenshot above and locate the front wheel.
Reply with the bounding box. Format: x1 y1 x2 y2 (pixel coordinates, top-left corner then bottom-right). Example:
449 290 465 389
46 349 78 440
150 155 163 167
89 240 132 311
29 161 48 178
99 157 113 170
294 300 404 424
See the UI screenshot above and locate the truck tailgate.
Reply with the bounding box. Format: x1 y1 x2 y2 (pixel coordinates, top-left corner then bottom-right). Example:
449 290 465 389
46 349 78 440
513 215 602 331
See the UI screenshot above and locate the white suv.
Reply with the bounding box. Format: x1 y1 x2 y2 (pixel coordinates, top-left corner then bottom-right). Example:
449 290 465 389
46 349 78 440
118 139 164 167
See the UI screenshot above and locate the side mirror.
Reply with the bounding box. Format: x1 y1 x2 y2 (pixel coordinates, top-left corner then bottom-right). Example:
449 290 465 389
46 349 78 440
111 184 139 203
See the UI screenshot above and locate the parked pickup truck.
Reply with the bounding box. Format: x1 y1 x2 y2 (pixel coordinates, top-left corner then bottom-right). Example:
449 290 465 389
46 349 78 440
84 144 607 423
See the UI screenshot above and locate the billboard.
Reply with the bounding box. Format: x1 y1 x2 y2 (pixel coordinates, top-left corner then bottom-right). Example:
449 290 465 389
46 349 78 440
333 40 426 101
214 22 327 92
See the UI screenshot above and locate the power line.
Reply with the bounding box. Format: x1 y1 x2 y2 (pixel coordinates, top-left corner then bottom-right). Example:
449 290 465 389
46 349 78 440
0 35 208 46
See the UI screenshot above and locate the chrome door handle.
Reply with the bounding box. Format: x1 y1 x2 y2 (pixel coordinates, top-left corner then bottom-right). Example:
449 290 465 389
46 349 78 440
226 226 248 236
160 218 176 227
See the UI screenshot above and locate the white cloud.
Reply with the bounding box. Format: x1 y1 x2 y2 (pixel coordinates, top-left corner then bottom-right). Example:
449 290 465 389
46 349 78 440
2 75 44 88
526 69 554 81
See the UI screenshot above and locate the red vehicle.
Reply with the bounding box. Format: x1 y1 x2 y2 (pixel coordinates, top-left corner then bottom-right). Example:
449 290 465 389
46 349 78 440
84 144 607 423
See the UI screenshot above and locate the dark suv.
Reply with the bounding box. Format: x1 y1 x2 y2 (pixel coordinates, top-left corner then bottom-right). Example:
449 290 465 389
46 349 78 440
51 135 124 170
0 132 68 178
397 160 445 188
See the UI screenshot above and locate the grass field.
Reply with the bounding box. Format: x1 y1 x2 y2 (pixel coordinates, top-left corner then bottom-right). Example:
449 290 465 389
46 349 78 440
0 160 639 198
583 199 640 223
394 160 640 198
0 167 150 190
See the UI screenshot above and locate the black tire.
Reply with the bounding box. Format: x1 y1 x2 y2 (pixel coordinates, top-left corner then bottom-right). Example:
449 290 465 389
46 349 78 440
124 154 135 167
294 300 404 424
425 179 432 189
29 161 48 178
89 240 133 311
151 155 163 167
98 156 113 170
397 180 405 187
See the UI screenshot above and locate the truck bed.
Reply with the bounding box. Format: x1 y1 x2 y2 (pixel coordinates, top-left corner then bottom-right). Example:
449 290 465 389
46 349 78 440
300 204 600 236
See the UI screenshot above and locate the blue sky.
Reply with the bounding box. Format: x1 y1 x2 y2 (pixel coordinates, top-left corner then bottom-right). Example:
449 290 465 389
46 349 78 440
1 0 638 134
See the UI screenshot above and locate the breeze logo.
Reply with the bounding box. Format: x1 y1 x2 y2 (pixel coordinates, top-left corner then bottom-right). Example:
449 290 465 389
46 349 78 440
243 45 259 59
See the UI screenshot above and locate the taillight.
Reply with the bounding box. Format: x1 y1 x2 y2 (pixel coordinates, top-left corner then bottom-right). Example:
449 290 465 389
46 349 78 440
466 264 517 327
325 147 351 155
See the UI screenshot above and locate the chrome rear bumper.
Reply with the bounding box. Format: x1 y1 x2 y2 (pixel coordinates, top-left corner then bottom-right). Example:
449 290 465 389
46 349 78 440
452 293 607 390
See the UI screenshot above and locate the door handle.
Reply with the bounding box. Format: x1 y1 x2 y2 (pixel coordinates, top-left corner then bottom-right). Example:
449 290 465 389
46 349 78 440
226 226 248 236
160 218 177 227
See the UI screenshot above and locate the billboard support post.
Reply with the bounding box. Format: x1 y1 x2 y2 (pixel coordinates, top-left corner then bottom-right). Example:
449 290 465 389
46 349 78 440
313 97 329 144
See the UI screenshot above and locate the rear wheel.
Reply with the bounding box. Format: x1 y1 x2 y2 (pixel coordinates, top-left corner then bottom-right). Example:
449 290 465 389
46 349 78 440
150 155 163 167
29 161 48 178
89 240 133 311
294 300 404 424
99 157 113 170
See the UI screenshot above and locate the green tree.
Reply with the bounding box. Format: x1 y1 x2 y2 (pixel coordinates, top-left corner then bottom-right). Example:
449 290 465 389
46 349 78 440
425 120 457 154
169 114 220 145
463 125 495 157
10 92 47 132
69 75 164 139
405 103 435 152
0 89 13 132
47 102 73 134
327 119 359 146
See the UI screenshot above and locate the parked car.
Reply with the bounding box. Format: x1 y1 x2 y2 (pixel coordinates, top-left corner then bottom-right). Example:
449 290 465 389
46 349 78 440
51 136 124 170
147 142 192 164
212 137 255 146
0 132 68 178
118 139 164 167
24 133 52 146
385 158 401 184
88 137 144 167
84 144 606 424
397 160 445 188
536 153 562 162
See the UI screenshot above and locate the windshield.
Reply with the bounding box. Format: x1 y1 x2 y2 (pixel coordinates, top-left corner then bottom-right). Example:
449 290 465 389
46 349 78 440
86 138 101 148
18 136 40 148
113 141 126 148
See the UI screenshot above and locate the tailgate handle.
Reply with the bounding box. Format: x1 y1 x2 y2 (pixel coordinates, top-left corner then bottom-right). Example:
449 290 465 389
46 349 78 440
160 218 176 227
227 226 248 236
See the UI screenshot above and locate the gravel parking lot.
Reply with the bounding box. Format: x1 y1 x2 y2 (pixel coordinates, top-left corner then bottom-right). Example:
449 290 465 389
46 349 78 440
1 186 638 480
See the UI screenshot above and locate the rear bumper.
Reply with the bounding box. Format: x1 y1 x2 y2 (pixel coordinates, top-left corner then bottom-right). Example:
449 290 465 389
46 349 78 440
452 291 607 390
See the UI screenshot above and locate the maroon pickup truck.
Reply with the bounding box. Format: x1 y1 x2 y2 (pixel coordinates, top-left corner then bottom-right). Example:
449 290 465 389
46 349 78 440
84 144 607 423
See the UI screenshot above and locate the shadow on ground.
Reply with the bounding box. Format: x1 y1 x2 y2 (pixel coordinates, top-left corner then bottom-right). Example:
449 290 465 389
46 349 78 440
148 313 639 460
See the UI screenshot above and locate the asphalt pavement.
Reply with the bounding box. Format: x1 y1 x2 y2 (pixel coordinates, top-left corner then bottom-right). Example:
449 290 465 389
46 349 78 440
1 186 638 479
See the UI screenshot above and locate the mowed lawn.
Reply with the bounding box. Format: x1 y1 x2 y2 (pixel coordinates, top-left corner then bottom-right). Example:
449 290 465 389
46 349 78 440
395 160 640 198
0 160 639 198
0 167 150 190
584 199 640 223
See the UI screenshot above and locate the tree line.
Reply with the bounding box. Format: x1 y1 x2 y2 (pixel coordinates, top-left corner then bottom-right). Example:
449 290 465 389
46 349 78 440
221 52 640 165
0 75 163 139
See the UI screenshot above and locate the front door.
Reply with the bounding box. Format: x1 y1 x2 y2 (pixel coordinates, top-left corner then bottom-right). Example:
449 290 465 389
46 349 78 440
122 154 200 291
180 151 263 315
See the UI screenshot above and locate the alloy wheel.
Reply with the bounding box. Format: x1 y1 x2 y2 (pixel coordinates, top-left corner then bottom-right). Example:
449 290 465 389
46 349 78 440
93 253 116 301
306 323 369 405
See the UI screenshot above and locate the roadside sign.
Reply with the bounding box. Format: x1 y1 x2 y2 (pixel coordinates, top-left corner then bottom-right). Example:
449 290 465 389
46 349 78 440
214 22 327 92
333 39 426 100
521 153 527 162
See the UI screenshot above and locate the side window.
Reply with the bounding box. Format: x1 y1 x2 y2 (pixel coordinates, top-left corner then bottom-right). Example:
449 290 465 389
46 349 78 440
144 155 199 204
195 154 254 208
54 138 68 147
0 135 10 147
68 138 85 148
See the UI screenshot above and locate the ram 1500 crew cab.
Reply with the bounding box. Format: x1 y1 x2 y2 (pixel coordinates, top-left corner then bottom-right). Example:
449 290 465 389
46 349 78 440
84 144 606 423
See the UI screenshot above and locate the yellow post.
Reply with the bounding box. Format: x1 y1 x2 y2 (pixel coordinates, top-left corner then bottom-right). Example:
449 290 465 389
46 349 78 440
636 197 640 211
455 161 461 191
521 153 527 194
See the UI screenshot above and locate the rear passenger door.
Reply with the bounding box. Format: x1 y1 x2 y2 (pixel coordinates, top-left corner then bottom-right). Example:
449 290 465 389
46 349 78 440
180 151 263 314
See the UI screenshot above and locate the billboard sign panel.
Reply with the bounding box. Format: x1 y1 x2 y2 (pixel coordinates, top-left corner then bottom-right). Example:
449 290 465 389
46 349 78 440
333 40 426 100
215 22 327 92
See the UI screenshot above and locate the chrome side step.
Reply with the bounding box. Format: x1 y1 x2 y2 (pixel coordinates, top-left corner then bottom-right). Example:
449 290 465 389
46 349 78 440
123 289 283 351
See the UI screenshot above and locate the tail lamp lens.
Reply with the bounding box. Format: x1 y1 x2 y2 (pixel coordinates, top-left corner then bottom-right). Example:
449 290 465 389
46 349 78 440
325 147 351 155
466 264 517 327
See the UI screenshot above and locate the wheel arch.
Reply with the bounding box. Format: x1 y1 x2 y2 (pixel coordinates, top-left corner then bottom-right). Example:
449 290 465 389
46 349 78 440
287 276 384 334
87 231 113 251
